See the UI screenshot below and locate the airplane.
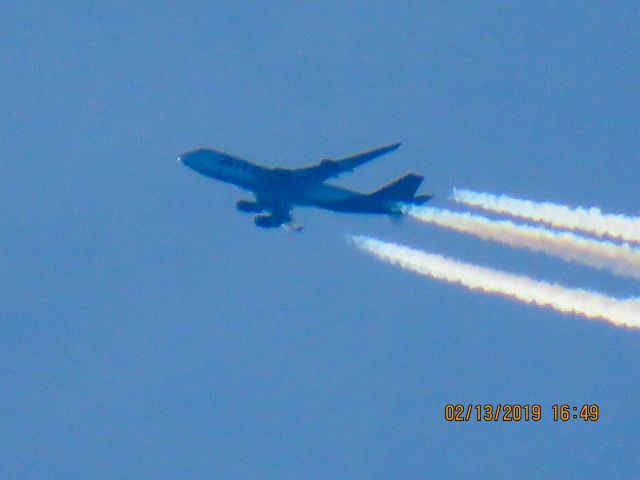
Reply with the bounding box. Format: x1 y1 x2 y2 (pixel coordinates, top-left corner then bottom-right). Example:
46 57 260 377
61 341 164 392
178 142 432 230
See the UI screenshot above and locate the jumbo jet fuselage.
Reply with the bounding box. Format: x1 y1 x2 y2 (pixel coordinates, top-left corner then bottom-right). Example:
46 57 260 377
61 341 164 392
178 143 431 229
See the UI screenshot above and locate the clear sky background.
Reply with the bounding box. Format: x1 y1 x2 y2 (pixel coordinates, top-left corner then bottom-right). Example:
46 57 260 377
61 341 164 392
3 2 639 478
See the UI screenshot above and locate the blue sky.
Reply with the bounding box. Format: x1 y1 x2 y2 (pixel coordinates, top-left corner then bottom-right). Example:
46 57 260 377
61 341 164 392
3 2 639 478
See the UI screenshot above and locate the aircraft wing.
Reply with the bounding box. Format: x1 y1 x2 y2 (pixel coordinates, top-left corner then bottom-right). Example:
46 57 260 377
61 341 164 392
290 142 401 183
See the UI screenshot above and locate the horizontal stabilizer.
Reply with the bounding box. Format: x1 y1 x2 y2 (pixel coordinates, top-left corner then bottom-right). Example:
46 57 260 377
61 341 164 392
412 194 433 205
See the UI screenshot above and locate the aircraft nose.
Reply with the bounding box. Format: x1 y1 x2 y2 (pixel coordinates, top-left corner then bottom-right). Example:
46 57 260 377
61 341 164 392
177 151 200 170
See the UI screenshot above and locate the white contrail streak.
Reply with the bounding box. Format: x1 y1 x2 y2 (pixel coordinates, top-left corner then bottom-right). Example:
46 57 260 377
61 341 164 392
452 189 640 244
406 206 640 279
350 235 640 329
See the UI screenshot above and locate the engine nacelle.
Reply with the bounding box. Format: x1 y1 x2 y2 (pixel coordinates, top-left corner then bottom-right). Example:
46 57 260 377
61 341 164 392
254 214 282 228
236 200 264 213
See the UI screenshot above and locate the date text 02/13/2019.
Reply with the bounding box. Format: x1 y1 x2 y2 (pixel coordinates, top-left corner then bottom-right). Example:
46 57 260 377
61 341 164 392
444 404 599 422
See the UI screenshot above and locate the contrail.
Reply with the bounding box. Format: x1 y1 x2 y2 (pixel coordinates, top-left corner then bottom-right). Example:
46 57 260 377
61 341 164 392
350 235 640 329
452 189 640 244
406 206 640 279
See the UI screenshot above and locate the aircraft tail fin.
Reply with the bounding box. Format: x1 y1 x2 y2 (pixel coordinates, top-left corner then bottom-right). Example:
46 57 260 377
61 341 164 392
370 174 427 203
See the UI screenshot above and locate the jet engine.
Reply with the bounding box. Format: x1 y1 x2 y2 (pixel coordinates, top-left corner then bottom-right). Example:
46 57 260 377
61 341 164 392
236 200 264 213
253 214 282 228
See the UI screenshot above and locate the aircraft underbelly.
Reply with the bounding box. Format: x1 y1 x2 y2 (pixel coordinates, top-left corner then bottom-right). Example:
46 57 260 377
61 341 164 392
203 168 261 190
303 184 354 203
300 184 389 213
